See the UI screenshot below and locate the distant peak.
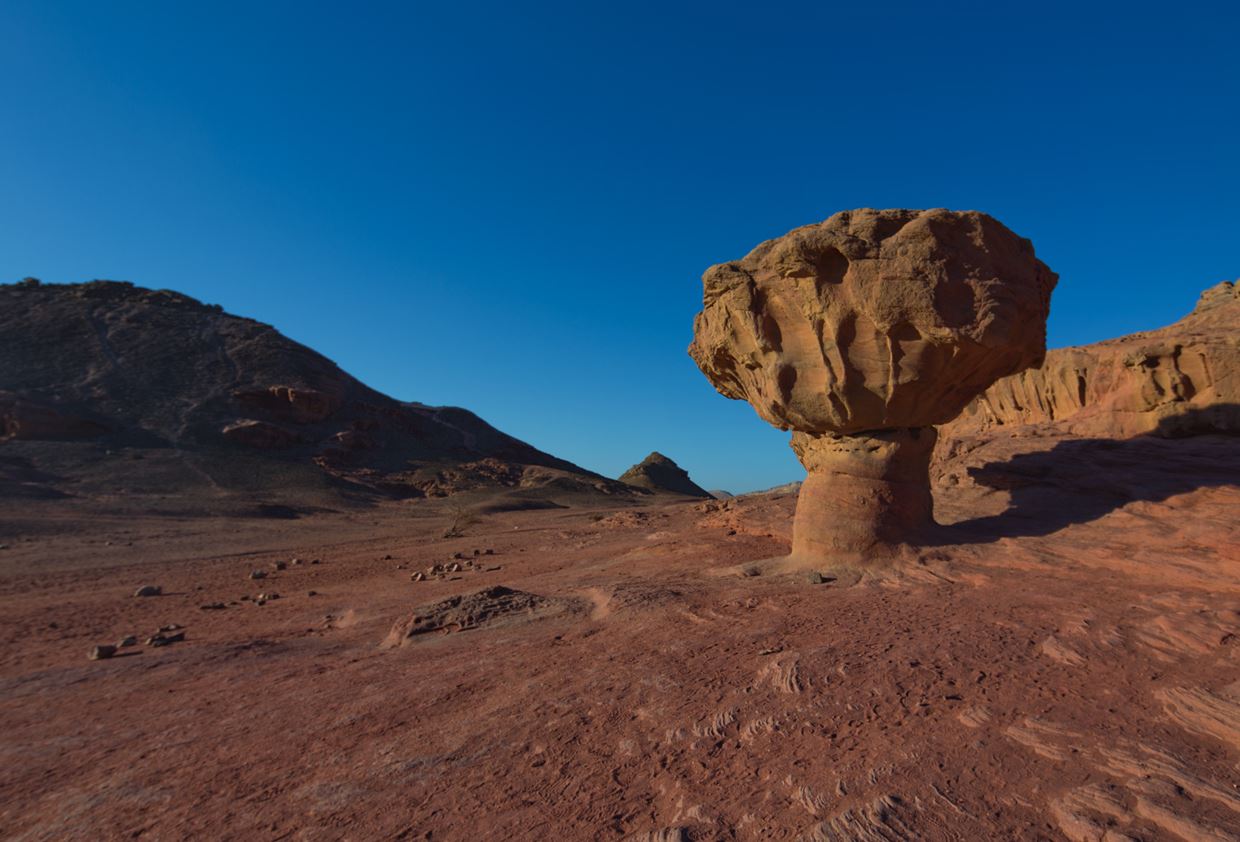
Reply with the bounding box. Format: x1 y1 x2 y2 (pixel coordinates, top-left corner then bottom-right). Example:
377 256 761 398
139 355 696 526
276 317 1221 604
618 452 710 497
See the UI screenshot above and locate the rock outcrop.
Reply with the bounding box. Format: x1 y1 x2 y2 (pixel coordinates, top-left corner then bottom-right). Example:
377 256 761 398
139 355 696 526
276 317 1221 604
0 393 109 440
690 209 1057 567
619 452 711 497
942 280 1240 444
0 279 632 506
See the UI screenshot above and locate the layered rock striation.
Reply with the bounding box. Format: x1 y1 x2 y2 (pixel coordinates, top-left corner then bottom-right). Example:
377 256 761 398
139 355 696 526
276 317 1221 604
942 280 1240 444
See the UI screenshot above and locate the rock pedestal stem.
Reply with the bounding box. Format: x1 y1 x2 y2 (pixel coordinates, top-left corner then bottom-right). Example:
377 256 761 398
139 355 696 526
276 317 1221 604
789 427 937 565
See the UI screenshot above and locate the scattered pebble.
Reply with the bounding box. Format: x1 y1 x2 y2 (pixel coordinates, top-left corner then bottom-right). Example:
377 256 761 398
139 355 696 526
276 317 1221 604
0 544 10 550
310 559 321 565
451 552 465 560
472 549 481 557
292 557 304 565
249 570 267 580
807 571 825 585
383 554 393 560
199 602 227 610
90 644 117 660
484 548 495 555
307 590 318 597
117 635 137 648
411 572 425 582
485 565 502 572
158 624 182 632
448 562 462 573
133 585 162 597
257 593 279 601
272 560 287 570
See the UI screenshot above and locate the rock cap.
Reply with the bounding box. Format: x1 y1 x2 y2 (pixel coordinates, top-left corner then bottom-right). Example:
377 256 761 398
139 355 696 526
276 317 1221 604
689 208 1057 434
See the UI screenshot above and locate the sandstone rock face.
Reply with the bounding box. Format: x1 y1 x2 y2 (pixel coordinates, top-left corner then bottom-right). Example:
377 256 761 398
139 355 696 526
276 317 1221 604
233 386 343 424
619 452 711 497
690 209 1057 566
942 280 1240 445
690 209 1057 434
0 393 108 441
221 419 303 449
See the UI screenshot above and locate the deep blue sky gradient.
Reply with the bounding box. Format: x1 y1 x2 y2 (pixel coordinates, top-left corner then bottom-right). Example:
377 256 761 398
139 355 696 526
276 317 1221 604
2 1 1236 491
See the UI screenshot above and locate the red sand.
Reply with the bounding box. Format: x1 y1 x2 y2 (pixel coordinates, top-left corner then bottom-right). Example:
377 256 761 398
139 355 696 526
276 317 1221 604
1 430 1238 840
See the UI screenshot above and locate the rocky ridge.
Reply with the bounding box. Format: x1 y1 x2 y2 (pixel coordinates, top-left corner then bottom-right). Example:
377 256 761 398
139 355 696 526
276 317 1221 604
0 279 634 508
941 280 1240 447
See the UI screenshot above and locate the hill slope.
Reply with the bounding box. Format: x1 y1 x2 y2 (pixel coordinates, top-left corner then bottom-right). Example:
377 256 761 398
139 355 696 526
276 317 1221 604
0 279 632 511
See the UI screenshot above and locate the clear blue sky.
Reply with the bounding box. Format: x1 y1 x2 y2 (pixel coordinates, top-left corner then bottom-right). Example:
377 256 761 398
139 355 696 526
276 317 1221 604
2 2 1236 492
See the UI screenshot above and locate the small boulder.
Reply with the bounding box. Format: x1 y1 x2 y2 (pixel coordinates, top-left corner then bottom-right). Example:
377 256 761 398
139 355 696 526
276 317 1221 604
89 644 116 660
249 570 267 580
117 635 137 648
133 585 162 597
146 631 184 647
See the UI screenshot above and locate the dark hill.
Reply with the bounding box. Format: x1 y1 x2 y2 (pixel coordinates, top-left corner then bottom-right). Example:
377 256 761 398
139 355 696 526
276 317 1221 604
0 279 633 512
618 452 711 497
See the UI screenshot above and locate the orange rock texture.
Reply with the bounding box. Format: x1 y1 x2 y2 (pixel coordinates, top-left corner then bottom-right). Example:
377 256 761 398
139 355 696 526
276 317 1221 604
943 280 1240 443
690 209 1057 566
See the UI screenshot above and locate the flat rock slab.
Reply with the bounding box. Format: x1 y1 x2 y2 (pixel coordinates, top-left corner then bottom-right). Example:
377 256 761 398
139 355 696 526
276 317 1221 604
380 585 582 648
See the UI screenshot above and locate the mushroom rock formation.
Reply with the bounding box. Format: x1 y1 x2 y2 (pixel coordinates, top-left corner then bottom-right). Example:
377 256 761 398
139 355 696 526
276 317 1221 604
689 208 1058 566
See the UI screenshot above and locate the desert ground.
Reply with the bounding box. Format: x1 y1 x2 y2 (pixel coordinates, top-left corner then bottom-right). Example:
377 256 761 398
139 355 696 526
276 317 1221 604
2 427 1238 841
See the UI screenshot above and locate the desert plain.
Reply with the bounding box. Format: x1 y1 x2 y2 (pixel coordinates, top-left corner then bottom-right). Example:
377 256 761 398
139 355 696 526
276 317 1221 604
1 228 1238 840
2 424 1239 841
